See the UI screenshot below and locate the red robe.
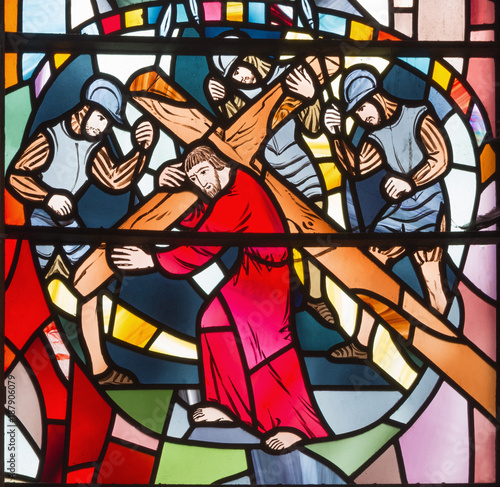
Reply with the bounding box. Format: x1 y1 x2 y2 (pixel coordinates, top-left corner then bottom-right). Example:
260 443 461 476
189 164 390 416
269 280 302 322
157 169 327 438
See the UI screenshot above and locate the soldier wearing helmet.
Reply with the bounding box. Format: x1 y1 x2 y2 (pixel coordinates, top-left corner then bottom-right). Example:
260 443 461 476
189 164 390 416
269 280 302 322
8 75 156 273
324 66 451 361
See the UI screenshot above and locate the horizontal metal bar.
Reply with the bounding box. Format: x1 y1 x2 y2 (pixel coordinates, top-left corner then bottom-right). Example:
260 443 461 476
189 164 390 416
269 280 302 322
3 226 500 247
4 34 500 58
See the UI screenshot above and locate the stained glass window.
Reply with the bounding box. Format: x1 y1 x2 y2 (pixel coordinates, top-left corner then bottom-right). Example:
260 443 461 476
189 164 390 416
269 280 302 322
2 0 498 485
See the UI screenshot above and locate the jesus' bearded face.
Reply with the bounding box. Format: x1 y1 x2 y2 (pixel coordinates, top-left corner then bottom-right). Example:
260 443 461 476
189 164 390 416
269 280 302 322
187 161 222 198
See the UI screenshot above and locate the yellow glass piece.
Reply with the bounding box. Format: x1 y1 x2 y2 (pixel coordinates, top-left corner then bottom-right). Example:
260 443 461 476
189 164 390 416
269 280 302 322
47 279 78 317
285 31 313 40
350 21 374 41
432 61 452 90
101 294 113 334
150 332 198 360
326 278 357 336
54 54 71 69
345 57 390 72
320 162 342 191
292 249 305 284
125 9 144 28
113 304 157 348
303 133 332 158
5 53 18 89
372 326 418 389
227 2 243 21
480 143 496 183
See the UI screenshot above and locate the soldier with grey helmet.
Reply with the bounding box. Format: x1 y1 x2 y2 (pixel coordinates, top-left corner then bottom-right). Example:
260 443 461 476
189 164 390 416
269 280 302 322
8 75 156 272
324 66 451 361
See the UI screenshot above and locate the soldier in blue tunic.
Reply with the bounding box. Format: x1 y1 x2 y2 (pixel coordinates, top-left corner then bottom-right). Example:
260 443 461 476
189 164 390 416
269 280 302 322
324 67 451 361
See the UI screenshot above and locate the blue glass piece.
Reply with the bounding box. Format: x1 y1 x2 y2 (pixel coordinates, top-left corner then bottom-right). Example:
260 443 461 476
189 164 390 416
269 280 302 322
446 295 461 328
428 86 452 120
392 257 423 298
351 170 386 230
149 6 163 24
95 0 113 13
78 184 131 228
398 57 431 75
119 273 203 338
315 0 362 17
251 449 347 485
176 3 188 22
81 23 99 35
305 357 390 386
383 65 426 100
224 476 252 485
389 369 440 424
296 311 344 351
189 426 260 444
249 2 266 24
23 0 66 33
22 53 45 81
166 403 192 438
107 342 199 384
315 390 403 434
318 13 347 36
29 55 94 136
351 125 365 147
345 181 362 233
174 55 212 111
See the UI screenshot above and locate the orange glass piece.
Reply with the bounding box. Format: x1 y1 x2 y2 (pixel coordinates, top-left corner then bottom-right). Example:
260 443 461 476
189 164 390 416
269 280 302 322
4 189 25 225
4 344 16 371
378 31 401 41
5 53 18 89
4 0 18 32
480 143 496 183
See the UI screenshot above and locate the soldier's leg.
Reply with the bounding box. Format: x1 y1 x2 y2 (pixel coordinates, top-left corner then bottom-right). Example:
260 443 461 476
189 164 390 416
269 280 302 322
328 245 404 362
414 246 447 314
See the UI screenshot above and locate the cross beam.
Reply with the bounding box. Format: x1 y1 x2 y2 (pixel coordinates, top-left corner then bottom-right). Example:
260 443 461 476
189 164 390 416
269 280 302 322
73 59 496 418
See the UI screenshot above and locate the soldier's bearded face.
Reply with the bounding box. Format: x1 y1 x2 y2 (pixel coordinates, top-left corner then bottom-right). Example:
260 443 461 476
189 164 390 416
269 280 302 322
355 102 381 126
232 66 256 84
188 161 221 198
85 110 110 138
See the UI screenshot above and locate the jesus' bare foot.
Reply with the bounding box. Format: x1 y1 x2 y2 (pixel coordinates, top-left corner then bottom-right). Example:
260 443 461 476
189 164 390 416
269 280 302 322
264 430 303 452
192 406 234 423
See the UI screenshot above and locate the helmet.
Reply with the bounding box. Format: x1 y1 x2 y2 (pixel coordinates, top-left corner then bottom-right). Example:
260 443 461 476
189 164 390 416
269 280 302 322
212 32 248 77
84 78 124 124
343 69 378 112
213 52 239 77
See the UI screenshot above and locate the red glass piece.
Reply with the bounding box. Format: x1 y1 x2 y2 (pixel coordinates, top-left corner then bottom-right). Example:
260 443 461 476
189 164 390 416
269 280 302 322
68 365 112 466
96 442 155 484
41 424 66 482
5 241 50 349
25 336 68 420
102 14 121 34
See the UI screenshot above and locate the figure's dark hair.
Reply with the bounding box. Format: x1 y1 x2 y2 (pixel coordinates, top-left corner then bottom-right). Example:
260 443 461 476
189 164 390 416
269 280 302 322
184 145 230 172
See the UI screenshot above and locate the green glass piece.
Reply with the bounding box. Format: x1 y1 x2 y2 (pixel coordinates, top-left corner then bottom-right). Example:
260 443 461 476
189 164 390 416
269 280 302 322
116 0 152 6
306 423 400 475
156 442 247 484
107 389 173 434
58 317 85 363
5 86 31 171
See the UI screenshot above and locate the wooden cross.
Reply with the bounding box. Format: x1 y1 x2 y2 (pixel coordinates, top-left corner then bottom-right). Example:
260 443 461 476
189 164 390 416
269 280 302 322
73 57 496 418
